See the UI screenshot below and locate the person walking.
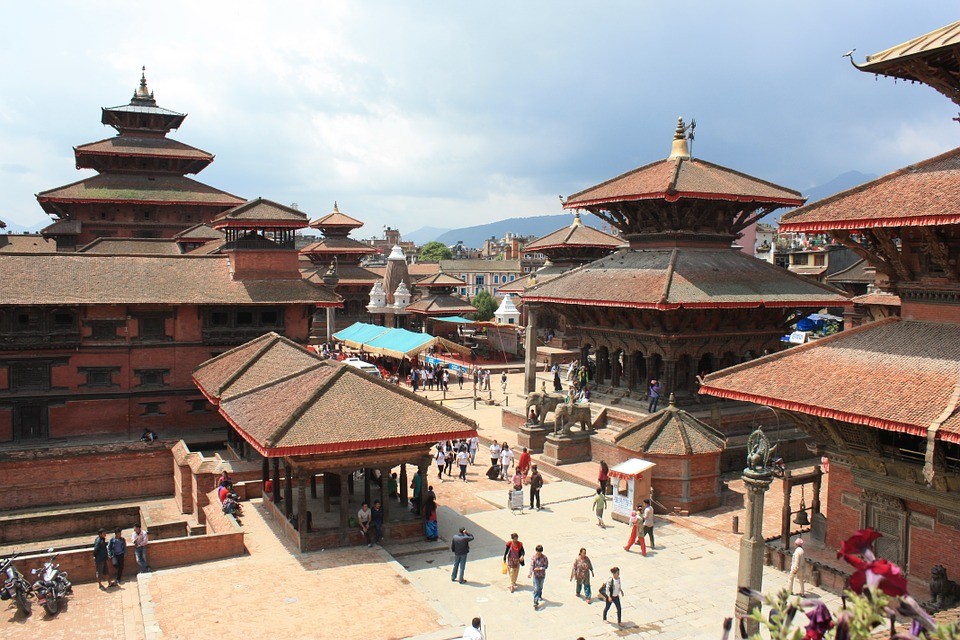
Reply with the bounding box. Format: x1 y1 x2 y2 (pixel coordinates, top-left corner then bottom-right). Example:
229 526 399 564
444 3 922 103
516 447 531 481
529 464 543 510
436 447 446 480
457 447 470 481
592 488 606 528
570 547 595 603
503 532 525 593
132 524 151 573
107 528 128 585
469 435 479 465
598 460 610 495
450 527 475 583
93 528 111 589
641 499 655 549
788 537 806 595
529 544 549 609
424 492 439 541
484 369 492 391
553 368 562 392
602 567 625 626
499 443 513 481
489 441 502 471
457 369 464 390
500 371 508 394
624 506 646 555
647 379 661 413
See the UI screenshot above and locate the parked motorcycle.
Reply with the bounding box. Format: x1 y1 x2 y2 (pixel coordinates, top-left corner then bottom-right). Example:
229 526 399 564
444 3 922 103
31 549 71 615
0 552 33 615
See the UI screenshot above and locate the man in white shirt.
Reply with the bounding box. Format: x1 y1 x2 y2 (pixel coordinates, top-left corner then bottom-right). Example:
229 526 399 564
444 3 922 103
461 616 483 640
789 537 806 595
357 502 373 547
133 524 151 573
469 436 480 465
641 499 655 549
499 444 514 480
457 448 470 481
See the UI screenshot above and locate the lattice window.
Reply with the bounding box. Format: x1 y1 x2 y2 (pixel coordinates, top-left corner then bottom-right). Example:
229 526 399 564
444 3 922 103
835 422 874 452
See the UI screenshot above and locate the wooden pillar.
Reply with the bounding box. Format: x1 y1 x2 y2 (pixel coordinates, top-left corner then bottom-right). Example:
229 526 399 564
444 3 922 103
523 305 539 394
780 471 792 548
297 471 308 540
272 458 281 504
310 474 317 499
624 353 637 391
662 359 677 398
580 345 590 371
364 468 372 505
323 473 333 513
379 466 389 521
399 464 409 507
417 459 429 519
261 457 269 485
284 462 293 518
812 466 822 515
644 355 658 386
610 350 621 387
596 349 607 385
339 472 351 543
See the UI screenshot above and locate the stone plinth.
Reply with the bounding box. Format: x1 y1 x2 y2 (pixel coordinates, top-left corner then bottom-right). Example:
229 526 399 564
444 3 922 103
517 424 552 454
541 431 593 465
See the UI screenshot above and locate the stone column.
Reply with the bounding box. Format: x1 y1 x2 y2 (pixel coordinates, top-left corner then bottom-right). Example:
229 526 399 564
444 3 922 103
326 307 335 344
284 462 293 518
524 305 540 394
364 468 372 505
399 464 409 507
310 474 317 499
272 458 281 504
580 345 590 368
417 460 429 519
734 440 774 638
624 352 637 391
339 472 351 543
610 350 622 387
297 471 308 538
644 355 658 386
662 359 677 397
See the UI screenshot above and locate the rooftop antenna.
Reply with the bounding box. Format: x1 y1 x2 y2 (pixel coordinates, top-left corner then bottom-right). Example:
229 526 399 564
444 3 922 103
686 118 696 158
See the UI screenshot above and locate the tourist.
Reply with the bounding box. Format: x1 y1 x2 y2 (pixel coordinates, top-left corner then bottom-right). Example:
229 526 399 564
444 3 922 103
484 369 492 391
435 447 446 480
411 469 423 514
516 447 531 480
641 499 655 549
499 443 513 480
357 501 373 547
93 528 111 589
461 616 483 640
593 488 606 528
388 472 399 501
648 379 661 413
529 465 543 510
570 547 595 602
411 369 420 392
511 466 523 491
553 368 562 392
424 493 439 541
140 428 158 443
457 369 464 390
500 371 508 394
371 500 384 545
450 527 474 583
457 446 470 481
107 527 128 585
602 567 625 626
788 537 805 595
489 441 502 470
444 446 455 477
469 435 479 465
624 506 646 555
502 532 525 593
133 524 151 573
598 460 610 495
528 544 549 609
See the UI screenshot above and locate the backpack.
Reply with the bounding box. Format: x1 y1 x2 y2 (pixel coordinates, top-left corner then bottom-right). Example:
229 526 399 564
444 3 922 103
599 578 613 598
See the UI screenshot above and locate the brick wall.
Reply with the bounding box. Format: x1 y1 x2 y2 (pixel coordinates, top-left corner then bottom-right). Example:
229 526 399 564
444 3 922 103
906 501 960 581
824 462 860 552
0 506 140 545
0 443 174 511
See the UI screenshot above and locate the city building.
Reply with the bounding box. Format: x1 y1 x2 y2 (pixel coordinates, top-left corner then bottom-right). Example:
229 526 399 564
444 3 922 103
702 20 960 585
439 258 524 298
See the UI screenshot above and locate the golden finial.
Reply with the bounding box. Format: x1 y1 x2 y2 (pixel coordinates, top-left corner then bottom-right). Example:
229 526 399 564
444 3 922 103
669 116 691 160
333 201 340 213
571 211 583 227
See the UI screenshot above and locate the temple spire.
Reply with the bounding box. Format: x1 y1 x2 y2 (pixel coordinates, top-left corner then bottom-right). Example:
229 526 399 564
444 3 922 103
571 211 583 227
132 66 156 105
668 117 691 160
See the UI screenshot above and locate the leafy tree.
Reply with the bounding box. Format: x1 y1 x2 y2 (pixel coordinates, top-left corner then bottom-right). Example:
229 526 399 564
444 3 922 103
471 290 497 321
418 241 453 262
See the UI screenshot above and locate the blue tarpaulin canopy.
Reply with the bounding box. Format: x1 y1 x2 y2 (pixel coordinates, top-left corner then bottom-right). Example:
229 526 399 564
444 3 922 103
332 322 470 359
332 322 389 347
433 316 476 324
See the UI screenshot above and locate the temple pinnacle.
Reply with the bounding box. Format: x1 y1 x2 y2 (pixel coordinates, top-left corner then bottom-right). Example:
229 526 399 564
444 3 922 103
668 116 691 160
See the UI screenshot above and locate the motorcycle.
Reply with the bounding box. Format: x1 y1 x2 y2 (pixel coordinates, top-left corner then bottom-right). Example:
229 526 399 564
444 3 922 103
31 549 71 616
0 552 33 615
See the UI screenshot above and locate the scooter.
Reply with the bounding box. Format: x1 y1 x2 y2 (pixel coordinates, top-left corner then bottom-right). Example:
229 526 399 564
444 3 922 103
0 552 33 615
31 549 71 616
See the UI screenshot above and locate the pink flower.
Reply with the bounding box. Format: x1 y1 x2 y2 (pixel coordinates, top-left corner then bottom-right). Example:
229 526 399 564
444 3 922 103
837 529 882 561
848 558 908 597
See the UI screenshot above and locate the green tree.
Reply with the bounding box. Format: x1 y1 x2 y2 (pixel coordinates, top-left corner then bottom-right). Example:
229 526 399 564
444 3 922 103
471 290 497 321
418 241 453 262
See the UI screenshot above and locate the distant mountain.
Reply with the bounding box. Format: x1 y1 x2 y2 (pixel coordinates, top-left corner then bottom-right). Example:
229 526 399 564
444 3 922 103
404 226 452 245
761 170 878 225
433 213 606 248
0 218 45 234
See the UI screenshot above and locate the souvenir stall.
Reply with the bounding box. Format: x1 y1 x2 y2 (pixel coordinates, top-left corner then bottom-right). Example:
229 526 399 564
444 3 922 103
608 458 655 524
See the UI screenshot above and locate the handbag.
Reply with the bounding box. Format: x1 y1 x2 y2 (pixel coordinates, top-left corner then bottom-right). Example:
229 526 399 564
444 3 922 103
501 561 508 575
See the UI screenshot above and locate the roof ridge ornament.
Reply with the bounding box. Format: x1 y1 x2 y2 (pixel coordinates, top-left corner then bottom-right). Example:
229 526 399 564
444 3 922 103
571 211 583 227
132 66 156 105
668 116 693 160
333 201 339 213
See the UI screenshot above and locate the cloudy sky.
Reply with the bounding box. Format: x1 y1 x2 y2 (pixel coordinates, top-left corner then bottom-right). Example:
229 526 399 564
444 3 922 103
1 2 957 236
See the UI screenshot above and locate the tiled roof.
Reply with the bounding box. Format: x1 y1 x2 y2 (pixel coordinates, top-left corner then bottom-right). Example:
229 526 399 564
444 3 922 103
525 215 622 252
40 219 82 236
497 265 572 294
415 272 466 287
37 173 245 209
212 198 308 226
779 148 960 232
524 248 850 310
366 263 440 279
700 318 960 445
851 292 902 307
172 223 224 241
857 20 960 70
74 136 213 160
194 333 477 456
439 259 522 273
564 157 803 209
0 234 57 253
825 259 874 285
309 208 364 230
615 398 725 455
0 253 339 306
405 294 477 315
300 236 374 254
301 264 381 287
78 237 183 255
186 240 223 255
791 266 828 276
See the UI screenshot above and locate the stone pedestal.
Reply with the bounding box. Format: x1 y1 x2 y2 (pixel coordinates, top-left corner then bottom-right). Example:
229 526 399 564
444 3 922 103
734 468 773 638
518 425 552 454
541 431 593 465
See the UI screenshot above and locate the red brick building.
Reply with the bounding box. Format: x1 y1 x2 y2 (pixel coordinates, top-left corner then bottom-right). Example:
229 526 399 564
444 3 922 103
702 22 960 583
39 69 244 249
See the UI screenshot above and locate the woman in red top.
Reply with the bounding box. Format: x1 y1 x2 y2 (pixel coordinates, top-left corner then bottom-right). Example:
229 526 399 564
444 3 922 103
598 461 610 495
503 533 525 593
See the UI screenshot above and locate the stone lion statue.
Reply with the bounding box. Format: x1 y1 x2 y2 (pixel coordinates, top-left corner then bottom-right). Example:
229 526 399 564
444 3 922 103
554 403 592 435
931 564 960 610
525 391 564 426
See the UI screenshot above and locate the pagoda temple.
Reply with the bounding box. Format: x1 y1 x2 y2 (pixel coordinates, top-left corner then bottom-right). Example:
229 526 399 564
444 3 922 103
522 121 850 398
39 69 244 249
702 21 960 584
301 203 381 331
403 272 476 333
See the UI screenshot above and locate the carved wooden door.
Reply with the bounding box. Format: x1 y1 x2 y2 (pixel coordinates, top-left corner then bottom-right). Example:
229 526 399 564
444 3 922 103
867 506 904 566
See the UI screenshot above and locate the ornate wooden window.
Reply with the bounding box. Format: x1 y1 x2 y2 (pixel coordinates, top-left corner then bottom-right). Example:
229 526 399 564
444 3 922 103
89 320 122 340
80 367 119 388
814 254 826 267
9 361 51 391
140 402 165 416
135 369 168 388
136 316 168 341
877 430 926 464
187 399 210 413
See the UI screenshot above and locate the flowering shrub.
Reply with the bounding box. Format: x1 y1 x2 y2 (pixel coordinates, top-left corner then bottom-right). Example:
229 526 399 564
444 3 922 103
724 529 959 640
